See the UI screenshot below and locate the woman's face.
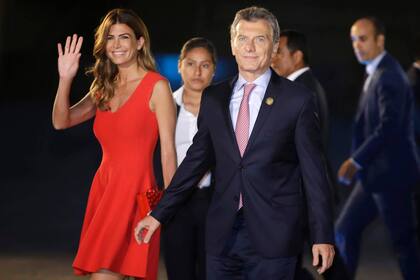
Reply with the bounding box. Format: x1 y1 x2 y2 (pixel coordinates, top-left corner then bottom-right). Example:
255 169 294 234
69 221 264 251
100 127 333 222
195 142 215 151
105 23 144 67
179 47 215 92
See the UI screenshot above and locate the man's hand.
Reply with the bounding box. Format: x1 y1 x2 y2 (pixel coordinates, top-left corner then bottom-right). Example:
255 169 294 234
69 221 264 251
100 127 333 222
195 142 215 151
312 244 335 274
337 158 358 185
134 215 161 244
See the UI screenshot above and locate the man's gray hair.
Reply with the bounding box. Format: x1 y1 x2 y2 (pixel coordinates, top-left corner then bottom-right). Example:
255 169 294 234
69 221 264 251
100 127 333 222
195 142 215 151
230 6 280 43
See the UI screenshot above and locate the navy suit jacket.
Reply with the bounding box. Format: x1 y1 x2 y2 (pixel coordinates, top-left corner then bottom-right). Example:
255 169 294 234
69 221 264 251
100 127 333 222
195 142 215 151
407 64 420 148
352 53 419 192
295 70 329 147
152 71 334 258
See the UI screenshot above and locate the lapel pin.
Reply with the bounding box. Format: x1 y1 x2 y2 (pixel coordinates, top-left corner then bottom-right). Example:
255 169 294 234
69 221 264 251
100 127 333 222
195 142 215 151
265 97 274 106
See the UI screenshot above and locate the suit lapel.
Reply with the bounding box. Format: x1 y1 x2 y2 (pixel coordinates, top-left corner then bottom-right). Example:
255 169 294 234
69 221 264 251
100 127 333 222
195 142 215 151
220 76 242 158
355 85 369 122
243 74 279 156
355 69 384 122
355 53 389 122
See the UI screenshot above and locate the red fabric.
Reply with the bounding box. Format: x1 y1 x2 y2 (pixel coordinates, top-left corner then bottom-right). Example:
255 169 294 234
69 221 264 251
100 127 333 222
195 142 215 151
72 71 165 279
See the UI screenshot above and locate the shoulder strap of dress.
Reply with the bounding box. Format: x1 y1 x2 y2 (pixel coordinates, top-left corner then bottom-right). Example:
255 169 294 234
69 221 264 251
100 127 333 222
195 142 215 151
144 71 167 99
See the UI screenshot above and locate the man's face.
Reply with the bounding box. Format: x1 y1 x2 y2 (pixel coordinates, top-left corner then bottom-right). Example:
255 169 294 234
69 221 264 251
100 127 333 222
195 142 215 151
271 36 296 77
231 19 278 79
350 19 384 64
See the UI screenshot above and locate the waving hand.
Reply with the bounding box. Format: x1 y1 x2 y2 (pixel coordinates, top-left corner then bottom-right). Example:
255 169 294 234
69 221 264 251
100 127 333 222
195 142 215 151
57 34 83 80
52 34 95 129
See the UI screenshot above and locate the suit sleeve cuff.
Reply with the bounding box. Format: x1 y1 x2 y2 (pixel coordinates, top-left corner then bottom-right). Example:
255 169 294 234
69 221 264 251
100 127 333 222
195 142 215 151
350 158 362 170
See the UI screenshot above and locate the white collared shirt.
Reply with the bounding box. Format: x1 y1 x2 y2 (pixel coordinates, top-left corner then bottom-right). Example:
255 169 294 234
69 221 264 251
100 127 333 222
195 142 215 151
230 69 272 135
364 51 386 91
287 67 310 81
173 87 211 188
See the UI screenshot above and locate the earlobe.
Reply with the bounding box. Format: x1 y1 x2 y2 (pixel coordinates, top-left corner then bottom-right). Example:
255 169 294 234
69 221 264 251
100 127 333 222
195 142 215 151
137 37 145 50
178 61 182 73
231 40 236 56
293 50 303 63
378 34 385 48
272 42 279 55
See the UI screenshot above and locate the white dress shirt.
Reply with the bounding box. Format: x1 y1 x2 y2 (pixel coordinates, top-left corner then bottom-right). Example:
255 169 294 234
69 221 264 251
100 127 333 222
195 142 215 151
286 67 310 81
363 51 386 92
173 86 211 188
230 69 272 135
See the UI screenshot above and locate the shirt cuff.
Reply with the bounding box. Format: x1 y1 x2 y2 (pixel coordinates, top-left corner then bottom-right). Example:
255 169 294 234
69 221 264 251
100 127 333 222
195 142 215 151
350 158 362 170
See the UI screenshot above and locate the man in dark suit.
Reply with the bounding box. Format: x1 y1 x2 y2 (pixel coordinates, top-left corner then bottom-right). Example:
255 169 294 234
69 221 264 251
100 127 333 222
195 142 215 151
407 35 420 155
270 29 337 202
407 34 420 247
271 29 343 280
136 6 335 279
271 29 329 147
336 16 420 279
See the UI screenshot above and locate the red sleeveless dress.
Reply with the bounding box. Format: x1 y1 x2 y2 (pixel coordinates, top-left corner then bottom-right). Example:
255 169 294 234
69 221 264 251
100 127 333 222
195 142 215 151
73 71 164 280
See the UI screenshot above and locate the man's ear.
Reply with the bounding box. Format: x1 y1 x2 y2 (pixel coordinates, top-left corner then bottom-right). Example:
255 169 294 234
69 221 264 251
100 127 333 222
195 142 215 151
292 50 304 64
231 39 236 56
272 41 279 57
377 34 385 49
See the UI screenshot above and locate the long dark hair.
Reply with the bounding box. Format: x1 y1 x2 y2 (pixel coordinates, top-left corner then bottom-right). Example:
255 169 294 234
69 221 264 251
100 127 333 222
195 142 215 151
87 8 156 110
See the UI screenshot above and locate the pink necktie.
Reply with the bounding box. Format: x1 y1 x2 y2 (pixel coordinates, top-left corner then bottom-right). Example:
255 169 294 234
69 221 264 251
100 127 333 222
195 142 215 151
235 83 256 209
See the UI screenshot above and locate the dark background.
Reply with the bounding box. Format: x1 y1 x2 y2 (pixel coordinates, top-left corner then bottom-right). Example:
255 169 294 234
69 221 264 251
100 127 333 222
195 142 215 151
0 0 418 253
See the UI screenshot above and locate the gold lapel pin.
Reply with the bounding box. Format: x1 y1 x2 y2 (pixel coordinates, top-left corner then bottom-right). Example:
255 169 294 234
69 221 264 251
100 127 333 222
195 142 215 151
265 97 274 106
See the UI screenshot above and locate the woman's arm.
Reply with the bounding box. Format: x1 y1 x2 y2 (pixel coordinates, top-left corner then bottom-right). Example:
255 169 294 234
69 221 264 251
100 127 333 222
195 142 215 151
150 79 177 188
52 34 96 130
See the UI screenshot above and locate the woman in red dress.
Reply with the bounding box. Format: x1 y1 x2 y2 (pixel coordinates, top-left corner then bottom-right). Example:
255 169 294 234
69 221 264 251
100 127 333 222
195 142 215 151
52 8 177 280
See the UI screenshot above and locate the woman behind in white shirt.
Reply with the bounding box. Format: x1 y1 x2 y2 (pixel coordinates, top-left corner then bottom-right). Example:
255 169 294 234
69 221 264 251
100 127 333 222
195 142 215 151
162 37 217 280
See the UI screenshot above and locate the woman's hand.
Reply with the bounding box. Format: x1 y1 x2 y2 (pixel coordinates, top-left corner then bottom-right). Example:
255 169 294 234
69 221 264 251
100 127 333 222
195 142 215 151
57 34 83 80
53 34 95 129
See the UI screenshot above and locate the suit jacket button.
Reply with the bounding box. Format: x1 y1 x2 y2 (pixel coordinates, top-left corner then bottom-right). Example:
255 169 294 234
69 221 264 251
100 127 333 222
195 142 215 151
238 164 243 169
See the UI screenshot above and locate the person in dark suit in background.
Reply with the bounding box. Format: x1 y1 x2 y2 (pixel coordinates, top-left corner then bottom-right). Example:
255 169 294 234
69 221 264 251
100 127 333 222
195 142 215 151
161 37 217 280
336 16 420 279
271 29 329 147
270 29 336 200
271 29 340 280
407 34 420 244
136 6 335 280
407 35 420 154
